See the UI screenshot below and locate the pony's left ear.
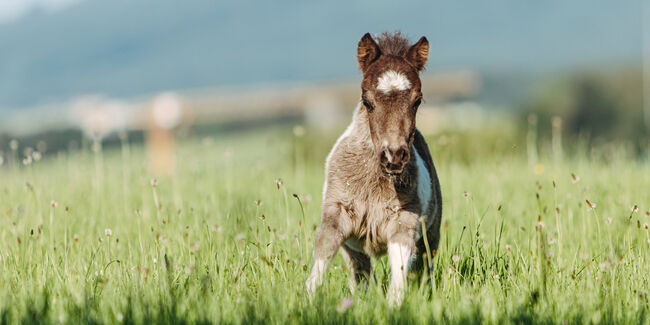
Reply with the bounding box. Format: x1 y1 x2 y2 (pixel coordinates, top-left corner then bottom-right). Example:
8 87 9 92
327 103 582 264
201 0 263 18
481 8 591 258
357 33 381 72
405 36 429 72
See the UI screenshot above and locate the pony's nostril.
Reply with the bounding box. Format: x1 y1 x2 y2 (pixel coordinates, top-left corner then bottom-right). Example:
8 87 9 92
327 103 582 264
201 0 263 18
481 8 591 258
380 150 388 164
395 148 408 163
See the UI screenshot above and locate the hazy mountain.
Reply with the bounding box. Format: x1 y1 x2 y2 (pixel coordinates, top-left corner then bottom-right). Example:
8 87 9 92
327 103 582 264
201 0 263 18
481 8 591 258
0 0 644 109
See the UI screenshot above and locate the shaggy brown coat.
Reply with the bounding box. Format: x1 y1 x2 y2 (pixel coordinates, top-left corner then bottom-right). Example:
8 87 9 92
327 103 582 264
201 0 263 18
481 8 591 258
306 32 442 306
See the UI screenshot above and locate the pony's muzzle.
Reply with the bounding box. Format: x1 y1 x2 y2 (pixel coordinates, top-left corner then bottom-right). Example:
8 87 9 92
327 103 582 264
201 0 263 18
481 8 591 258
380 144 409 174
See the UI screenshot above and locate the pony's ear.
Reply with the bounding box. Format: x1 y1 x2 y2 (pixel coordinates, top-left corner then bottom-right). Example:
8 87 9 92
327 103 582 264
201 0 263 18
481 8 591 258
404 36 429 72
357 33 380 72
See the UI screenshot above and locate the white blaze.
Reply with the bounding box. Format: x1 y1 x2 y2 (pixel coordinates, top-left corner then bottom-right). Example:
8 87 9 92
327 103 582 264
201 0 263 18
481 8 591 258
377 70 411 93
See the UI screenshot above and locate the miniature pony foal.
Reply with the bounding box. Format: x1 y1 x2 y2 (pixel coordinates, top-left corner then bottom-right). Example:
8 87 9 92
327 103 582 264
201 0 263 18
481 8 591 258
306 32 442 306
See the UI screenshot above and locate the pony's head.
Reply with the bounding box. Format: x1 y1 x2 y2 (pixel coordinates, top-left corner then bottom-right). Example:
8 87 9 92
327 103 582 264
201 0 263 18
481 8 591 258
356 32 429 175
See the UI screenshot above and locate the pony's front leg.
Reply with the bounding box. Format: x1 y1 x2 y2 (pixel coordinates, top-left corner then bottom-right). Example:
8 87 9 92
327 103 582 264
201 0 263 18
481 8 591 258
386 212 419 307
306 202 348 297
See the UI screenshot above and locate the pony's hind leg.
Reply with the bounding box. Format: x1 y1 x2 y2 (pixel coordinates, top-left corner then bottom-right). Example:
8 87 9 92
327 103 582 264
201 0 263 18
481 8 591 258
340 244 371 293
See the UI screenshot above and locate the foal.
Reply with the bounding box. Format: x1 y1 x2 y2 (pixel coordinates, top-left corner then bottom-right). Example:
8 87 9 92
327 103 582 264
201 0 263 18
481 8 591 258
306 32 442 306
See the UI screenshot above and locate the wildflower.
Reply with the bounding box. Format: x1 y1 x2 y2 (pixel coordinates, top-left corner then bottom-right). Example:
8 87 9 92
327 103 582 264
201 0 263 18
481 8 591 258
537 221 545 229
336 297 354 313
223 149 232 159
200 136 214 147
644 223 648 230
190 242 200 254
585 200 596 210
22 156 32 165
73 234 79 242
293 125 305 137
548 237 556 244
150 178 158 187
599 261 611 271
211 224 222 232
50 200 58 208
631 205 639 213
555 207 560 217
153 258 157 264
255 200 262 207
646 211 650 217
604 218 612 225
105 229 113 237
32 151 42 161
9 139 18 151
275 179 283 190
505 244 512 252
571 173 580 184
452 254 460 263
493 274 500 280
463 191 471 198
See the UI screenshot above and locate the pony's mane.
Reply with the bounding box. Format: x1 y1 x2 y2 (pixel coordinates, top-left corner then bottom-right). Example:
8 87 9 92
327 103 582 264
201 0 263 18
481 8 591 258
374 32 410 56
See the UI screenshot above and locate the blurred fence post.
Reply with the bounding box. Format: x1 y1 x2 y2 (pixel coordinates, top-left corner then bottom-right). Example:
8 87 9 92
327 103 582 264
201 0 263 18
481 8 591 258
146 93 183 177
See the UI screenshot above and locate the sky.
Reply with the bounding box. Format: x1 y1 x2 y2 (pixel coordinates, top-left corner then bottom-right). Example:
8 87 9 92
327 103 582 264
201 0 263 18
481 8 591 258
0 0 83 24
0 0 645 110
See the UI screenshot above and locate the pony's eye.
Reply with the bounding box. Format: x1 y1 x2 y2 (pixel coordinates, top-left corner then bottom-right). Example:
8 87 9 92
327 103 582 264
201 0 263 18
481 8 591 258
362 98 374 112
413 99 422 109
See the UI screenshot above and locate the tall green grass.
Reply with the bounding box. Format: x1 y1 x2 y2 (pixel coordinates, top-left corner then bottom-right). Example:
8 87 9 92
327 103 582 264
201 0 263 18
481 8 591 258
0 127 648 324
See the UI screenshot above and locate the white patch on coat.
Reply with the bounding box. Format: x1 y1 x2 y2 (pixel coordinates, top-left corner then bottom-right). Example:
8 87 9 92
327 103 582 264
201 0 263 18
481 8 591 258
387 242 413 306
413 147 431 218
382 142 393 163
376 70 411 93
306 258 326 295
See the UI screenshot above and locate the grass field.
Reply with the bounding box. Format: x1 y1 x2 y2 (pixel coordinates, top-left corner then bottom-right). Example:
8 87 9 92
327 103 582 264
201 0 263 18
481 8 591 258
1 127 649 324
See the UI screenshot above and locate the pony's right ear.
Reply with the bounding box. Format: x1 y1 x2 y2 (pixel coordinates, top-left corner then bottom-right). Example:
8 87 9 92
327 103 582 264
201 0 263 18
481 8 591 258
357 33 380 72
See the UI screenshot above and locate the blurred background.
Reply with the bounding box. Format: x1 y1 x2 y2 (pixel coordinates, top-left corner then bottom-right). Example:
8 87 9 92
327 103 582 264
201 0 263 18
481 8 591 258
0 0 648 168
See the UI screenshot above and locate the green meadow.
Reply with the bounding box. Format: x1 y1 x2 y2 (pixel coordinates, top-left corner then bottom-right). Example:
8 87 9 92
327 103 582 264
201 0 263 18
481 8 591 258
0 127 649 324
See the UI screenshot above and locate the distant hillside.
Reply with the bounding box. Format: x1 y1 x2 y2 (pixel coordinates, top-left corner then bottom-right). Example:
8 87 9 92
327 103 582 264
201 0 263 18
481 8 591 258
0 0 643 109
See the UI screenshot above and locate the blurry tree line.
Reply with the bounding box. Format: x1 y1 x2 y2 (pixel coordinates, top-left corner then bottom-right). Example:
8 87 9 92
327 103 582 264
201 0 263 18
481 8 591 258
521 67 647 153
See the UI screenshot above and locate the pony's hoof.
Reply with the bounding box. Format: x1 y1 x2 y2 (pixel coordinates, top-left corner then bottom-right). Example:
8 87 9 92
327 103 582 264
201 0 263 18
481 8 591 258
386 289 404 307
305 276 319 300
